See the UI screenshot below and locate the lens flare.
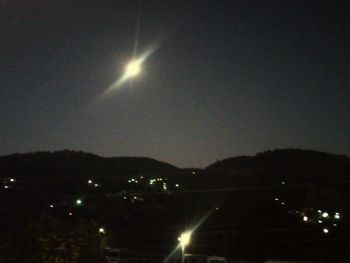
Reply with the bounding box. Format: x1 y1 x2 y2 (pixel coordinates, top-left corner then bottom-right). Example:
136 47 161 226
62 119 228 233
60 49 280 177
97 47 156 99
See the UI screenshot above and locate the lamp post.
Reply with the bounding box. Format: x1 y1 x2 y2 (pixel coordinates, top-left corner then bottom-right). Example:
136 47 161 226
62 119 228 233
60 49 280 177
178 231 192 263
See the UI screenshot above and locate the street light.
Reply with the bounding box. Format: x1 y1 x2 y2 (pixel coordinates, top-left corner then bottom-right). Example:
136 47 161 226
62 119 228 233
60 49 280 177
178 231 192 263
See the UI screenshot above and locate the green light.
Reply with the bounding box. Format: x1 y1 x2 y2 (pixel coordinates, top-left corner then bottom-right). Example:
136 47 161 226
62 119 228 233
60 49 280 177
76 199 82 206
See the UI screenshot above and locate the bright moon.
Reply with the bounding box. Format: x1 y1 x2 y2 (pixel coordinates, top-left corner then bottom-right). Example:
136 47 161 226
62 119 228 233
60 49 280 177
125 59 142 78
98 47 156 98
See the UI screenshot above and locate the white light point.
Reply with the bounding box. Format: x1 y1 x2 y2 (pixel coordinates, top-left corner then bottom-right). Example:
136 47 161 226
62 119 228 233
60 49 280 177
322 212 329 218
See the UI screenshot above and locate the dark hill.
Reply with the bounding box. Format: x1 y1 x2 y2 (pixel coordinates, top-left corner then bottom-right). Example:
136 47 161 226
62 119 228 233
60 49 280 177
1 149 350 261
205 148 350 176
205 155 256 172
0 150 179 179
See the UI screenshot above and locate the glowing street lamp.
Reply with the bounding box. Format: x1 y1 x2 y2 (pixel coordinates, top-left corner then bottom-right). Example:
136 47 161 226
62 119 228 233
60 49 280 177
178 231 192 263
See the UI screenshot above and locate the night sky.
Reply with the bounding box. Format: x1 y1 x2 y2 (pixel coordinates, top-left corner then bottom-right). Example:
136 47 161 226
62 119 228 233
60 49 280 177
1 0 349 167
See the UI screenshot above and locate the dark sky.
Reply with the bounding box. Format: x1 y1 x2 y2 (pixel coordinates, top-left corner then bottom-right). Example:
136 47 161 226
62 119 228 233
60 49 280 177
1 0 349 167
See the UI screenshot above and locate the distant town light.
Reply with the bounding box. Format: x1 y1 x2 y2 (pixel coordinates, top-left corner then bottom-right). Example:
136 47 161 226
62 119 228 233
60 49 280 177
334 212 340 219
192 171 196 175
88 179 93 184
99 228 105 234
10 178 15 182
49 204 54 208
323 228 329 234
76 199 82 206
175 184 180 188
281 202 285 205
303 216 308 222
69 212 73 216
4 185 9 189
281 181 286 185
274 198 279 201
322 212 329 218
94 183 99 187
333 223 337 227
216 207 219 211
317 210 322 213
318 220 323 224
